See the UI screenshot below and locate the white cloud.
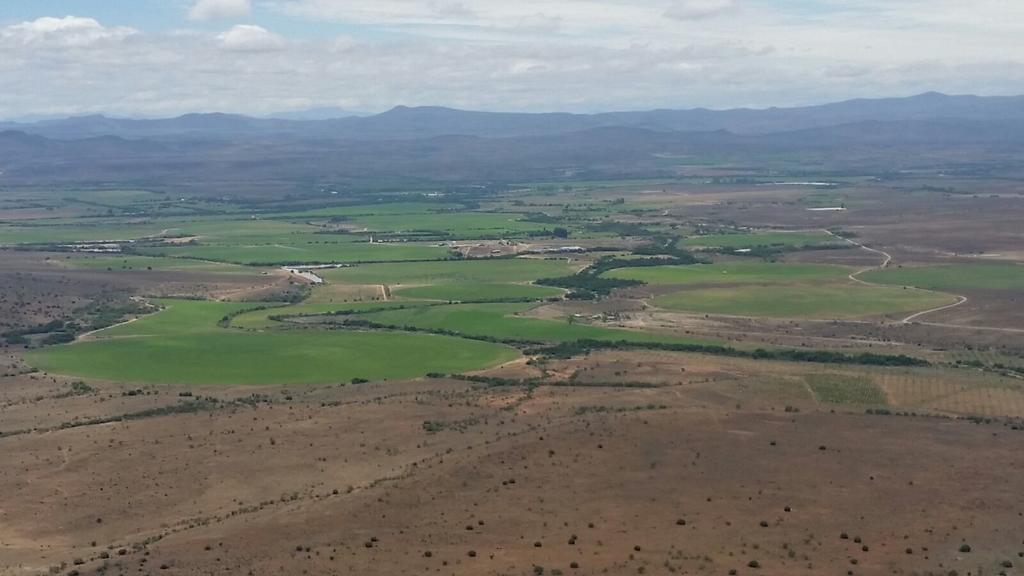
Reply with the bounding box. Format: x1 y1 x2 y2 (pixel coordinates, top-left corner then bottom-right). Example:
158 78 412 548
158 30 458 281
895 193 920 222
2 3 1024 118
216 25 286 51
189 0 253 21
664 0 737 21
1 16 136 47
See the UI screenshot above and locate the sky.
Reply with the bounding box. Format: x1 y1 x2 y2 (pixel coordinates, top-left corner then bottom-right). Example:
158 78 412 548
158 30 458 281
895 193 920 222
0 0 1022 119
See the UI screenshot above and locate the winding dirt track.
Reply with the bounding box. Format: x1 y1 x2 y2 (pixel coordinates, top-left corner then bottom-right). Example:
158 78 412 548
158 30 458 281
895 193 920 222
821 230 1024 333
823 229 968 323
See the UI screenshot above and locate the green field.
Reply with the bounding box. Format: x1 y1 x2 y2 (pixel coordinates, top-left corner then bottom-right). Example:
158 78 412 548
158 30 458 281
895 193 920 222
605 262 851 285
230 301 410 330
653 283 954 319
679 231 837 248
861 263 1024 291
275 201 464 218
27 300 517 385
359 302 695 344
0 223 173 245
806 374 887 405
142 241 449 265
394 283 563 302
61 255 252 274
353 212 545 237
0 217 312 245
322 258 576 285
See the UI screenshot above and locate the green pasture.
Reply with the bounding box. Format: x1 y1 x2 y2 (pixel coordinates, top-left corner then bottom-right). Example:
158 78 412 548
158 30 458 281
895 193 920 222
353 212 545 237
321 258 576 286
394 283 563 302
27 299 517 385
861 263 1024 292
230 301 410 330
805 374 887 405
141 241 449 265
0 217 311 245
358 302 695 344
60 255 253 274
653 283 954 319
605 262 851 285
275 201 464 218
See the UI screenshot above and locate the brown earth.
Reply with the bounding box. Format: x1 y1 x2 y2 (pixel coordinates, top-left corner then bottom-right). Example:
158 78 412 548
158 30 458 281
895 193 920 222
0 251 292 338
2 366 1022 576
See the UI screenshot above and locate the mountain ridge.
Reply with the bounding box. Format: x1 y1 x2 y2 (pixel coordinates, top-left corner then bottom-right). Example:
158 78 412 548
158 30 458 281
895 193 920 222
3 92 1023 141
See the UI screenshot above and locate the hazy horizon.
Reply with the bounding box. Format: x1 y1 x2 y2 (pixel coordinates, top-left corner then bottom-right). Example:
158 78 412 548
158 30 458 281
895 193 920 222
4 90 1022 123
2 1 1023 119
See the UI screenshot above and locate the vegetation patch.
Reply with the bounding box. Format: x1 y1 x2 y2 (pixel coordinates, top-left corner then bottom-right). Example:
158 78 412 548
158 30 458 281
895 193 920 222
604 262 850 285
806 374 887 405
27 299 518 385
861 263 1024 292
355 303 698 345
395 283 563 302
321 258 575 285
142 242 450 266
653 283 954 319
527 339 929 368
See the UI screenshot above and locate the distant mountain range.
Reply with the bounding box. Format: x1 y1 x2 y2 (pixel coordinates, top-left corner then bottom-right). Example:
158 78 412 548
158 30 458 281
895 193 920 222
2 93 1023 192
3 92 1023 141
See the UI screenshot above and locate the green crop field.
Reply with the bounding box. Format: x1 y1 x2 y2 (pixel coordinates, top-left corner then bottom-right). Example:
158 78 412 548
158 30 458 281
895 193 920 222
861 263 1024 291
653 283 954 319
359 302 697 344
352 212 545 237
678 231 837 248
27 299 517 385
605 262 851 285
274 201 464 218
321 258 576 285
0 217 313 245
230 301 412 330
0 223 173 244
141 241 449 265
60 255 253 274
394 283 563 302
806 374 887 405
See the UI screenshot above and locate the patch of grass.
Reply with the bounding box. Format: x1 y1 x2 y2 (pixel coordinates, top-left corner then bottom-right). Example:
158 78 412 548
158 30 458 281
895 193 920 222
142 241 449 265
94 299 255 338
604 262 850 285
230 301 410 330
353 212 546 237
61 255 252 273
806 374 887 405
358 302 699 344
653 283 953 319
0 217 310 246
321 258 575 286
395 283 564 302
28 299 518 385
861 263 1024 291
274 201 465 218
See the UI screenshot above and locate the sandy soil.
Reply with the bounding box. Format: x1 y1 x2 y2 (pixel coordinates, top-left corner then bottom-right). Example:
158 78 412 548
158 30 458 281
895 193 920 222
2 371 1022 576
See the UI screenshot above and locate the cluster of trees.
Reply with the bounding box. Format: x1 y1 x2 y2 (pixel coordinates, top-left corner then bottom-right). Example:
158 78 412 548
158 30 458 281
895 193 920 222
536 251 700 299
705 243 849 260
534 274 641 300
584 220 653 237
632 236 704 261
2 299 154 347
526 339 930 367
428 373 538 387
2 319 71 345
